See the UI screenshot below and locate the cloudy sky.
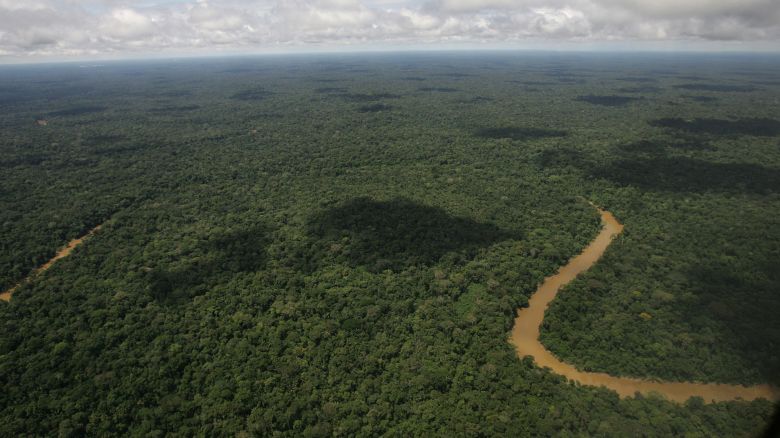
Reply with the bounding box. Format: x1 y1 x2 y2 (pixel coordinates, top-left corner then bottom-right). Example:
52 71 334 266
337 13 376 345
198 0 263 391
1 0 779 62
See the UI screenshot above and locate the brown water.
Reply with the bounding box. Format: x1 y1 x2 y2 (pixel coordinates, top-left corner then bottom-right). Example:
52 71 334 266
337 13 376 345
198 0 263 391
0 225 102 302
509 208 779 403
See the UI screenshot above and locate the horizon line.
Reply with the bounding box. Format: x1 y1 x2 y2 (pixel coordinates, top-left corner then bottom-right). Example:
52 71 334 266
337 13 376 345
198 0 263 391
2 46 780 67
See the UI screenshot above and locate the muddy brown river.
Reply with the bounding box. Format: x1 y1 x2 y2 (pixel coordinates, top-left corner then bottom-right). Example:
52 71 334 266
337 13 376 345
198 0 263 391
3 214 777 403
509 207 779 403
0 225 102 302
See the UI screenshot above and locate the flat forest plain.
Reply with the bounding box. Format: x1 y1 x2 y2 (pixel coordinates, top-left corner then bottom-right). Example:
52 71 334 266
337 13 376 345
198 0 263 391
1 52 779 436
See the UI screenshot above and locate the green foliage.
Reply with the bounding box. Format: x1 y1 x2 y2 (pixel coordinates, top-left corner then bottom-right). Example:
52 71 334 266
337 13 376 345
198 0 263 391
357 103 392 113
0 53 778 436
673 84 757 92
474 127 568 141
308 197 518 272
575 95 642 106
651 117 780 136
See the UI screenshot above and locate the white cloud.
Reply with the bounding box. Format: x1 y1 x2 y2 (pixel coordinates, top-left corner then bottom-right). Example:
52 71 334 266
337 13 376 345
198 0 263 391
599 0 774 19
188 3 246 31
100 8 156 39
399 8 440 30
427 0 518 12
527 7 590 37
0 0 778 61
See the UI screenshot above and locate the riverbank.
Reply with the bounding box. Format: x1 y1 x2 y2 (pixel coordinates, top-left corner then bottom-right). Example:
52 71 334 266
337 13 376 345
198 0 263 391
0 225 102 302
509 206 779 403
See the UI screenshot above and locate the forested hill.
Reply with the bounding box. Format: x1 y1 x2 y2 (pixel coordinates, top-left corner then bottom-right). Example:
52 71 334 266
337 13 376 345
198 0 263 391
1 53 778 435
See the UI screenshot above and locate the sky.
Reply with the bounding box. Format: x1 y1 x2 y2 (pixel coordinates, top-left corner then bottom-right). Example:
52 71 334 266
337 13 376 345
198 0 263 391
1 0 779 62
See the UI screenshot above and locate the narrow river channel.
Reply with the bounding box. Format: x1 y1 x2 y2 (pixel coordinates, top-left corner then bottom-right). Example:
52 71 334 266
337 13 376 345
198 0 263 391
0 225 102 302
509 207 779 403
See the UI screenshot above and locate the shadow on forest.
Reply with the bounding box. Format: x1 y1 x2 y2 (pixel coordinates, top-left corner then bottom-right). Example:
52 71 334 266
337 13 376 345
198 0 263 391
617 86 662 93
576 95 642 106
475 127 567 141
686 261 780 385
535 147 585 169
554 77 585 84
148 225 271 304
149 105 201 113
47 106 107 117
681 95 718 103
159 90 193 98
676 75 707 81
615 77 657 83
614 140 667 156
509 80 555 86
315 87 348 94
592 156 780 194
307 197 518 272
230 88 273 101
82 134 128 146
673 83 756 92
418 87 458 92
81 133 168 157
458 96 494 103
616 139 716 155
537 140 779 194
2 85 96 104
435 72 472 78
1 154 46 168
651 118 780 136
358 103 392 113
616 140 715 154
337 93 401 102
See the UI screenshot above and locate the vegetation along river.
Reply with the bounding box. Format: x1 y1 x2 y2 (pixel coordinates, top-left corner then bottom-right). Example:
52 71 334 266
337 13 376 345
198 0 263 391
509 206 780 403
0 225 102 302
3 211 778 404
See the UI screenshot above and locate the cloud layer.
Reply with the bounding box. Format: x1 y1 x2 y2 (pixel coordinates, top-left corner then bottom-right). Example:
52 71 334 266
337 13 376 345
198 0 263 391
1 0 778 60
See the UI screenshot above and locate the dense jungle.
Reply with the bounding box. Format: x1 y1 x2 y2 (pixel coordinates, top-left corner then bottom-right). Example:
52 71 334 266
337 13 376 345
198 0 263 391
1 52 778 436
